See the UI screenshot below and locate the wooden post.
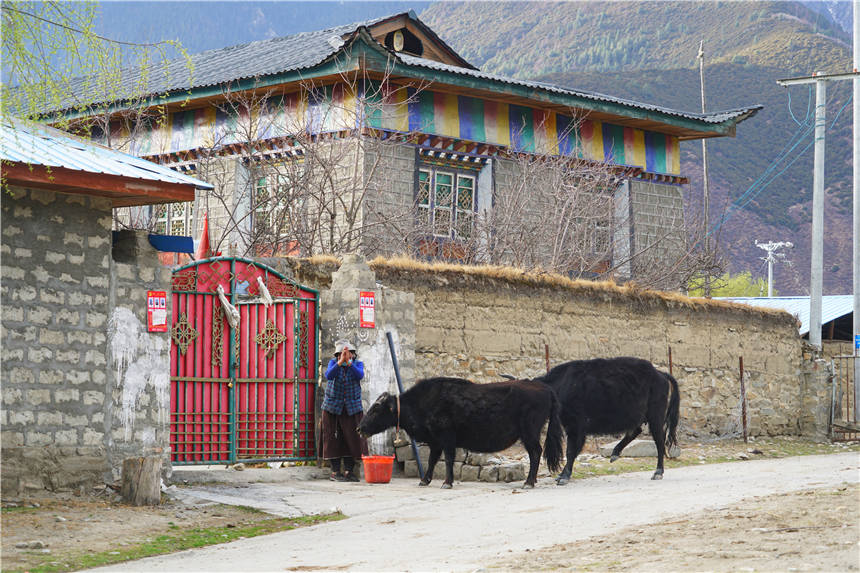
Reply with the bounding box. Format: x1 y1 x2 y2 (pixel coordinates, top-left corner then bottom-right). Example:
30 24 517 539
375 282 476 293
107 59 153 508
739 356 748 443
668 346 673 377
545 343 550 374
121 456 162 506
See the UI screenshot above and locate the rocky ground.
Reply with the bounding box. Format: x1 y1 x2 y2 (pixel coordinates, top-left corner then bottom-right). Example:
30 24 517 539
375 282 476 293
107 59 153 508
2 436 858 573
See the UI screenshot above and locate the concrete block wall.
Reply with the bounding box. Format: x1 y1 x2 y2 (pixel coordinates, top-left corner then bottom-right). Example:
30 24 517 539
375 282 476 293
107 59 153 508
318 255 415 456
106 231 173 480
1 188 113 494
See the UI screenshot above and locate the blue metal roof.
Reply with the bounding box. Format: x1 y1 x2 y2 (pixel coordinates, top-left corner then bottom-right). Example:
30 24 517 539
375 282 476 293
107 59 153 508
715 295 854 336
1 118 213 190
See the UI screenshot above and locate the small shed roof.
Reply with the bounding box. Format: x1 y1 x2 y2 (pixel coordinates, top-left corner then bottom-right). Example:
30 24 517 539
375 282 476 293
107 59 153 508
715 295 853 336
1 118 212 207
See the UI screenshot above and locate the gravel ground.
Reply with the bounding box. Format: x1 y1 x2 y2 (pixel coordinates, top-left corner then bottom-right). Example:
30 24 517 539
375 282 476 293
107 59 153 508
3 438 858 573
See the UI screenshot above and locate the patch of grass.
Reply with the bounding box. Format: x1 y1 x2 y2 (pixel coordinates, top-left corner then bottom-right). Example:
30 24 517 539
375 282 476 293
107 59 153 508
565 437 860 481
1 505 39 514
9 512 346 573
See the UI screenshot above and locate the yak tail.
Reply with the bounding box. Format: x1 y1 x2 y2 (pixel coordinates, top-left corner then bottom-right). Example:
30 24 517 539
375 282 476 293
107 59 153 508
663 372 680 452
543 391 564 473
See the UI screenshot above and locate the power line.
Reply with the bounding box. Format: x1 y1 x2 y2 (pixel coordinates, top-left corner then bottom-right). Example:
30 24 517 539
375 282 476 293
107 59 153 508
707 93 853 238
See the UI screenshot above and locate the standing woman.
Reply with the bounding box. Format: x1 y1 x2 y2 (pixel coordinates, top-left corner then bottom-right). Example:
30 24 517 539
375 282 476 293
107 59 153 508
321 339 368 481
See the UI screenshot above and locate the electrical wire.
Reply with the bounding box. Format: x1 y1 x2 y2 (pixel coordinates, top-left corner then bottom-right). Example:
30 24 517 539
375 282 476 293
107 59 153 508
706 92 852 238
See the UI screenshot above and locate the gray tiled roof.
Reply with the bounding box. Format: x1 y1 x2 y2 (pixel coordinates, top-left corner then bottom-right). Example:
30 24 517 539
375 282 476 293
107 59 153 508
61 14 396 110
55 11 759 130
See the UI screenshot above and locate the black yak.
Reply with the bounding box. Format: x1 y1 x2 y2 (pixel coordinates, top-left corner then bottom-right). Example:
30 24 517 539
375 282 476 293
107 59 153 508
535 357 680 483
358 377 563 489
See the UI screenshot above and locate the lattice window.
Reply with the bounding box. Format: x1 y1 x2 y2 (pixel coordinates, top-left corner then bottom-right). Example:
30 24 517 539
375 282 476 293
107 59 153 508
415 167 477 240
417 170 431 228
152 202 194 236
255 171 303 242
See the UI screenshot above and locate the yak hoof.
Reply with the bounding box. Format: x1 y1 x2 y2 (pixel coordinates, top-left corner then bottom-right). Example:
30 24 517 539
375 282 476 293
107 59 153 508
441 483 453 489
651 472 664 481
556 476 569 486
418 480 430 487
522 483 534 490
610 454 619 463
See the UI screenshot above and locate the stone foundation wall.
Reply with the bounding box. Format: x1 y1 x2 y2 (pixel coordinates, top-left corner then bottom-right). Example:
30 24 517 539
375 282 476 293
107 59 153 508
279 258 830 439
1 188 113 495
369 264 824 439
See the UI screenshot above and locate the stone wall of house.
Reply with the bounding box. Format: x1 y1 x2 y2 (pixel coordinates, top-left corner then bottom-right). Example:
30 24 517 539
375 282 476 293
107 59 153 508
1 189 173 496
1 188 113 495
627 180 687 288
362 140 417 256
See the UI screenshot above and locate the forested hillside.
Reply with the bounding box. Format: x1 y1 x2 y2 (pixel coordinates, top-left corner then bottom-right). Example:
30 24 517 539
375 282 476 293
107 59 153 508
421 1 854 295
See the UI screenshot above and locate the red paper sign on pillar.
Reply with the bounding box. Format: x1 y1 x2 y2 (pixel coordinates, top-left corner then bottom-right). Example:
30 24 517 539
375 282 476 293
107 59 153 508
147 290 168 332
359 291 375 328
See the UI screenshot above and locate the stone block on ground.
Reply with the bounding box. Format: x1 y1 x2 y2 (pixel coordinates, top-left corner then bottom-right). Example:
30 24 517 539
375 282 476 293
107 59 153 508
395 444 413 462
599 439 681 459
460 464 480 481
498 462 525 483
478 465 499 482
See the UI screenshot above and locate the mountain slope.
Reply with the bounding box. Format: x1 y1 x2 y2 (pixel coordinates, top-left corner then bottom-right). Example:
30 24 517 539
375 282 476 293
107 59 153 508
421 1 849 77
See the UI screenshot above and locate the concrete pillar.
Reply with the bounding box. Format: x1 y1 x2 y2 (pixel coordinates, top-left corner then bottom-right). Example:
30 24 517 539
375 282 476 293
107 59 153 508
107 230 173 481
320 255 415 455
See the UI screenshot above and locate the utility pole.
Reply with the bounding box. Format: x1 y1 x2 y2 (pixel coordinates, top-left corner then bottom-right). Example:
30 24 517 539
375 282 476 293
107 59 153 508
755 240 793 297
853 0 859 419
777 70 860 350
698 40 712 298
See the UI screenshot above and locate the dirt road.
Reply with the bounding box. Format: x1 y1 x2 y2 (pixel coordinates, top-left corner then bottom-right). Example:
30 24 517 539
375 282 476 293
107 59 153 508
86 452 859 572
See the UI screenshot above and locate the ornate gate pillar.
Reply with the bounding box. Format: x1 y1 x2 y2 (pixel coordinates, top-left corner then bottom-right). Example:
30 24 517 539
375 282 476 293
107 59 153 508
319 255 415 456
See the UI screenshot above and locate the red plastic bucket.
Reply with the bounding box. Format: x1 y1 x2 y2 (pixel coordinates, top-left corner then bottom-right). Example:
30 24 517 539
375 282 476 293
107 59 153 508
362 455 395 483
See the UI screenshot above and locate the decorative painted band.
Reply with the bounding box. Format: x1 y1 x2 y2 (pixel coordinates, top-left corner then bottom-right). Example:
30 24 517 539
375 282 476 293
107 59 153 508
93 83 680 175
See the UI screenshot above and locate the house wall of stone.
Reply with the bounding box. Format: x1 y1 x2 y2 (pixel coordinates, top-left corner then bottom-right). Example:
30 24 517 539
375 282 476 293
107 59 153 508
628 179 687 287
361 141 417 256
1 188 173 496
2 188 113 495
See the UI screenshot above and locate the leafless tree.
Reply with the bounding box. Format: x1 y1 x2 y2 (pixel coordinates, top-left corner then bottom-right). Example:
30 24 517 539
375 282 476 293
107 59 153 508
118 47 430 258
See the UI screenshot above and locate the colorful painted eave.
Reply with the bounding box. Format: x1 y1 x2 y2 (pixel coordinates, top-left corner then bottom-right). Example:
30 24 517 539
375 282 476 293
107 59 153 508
53 25 759 142
381 54 762 140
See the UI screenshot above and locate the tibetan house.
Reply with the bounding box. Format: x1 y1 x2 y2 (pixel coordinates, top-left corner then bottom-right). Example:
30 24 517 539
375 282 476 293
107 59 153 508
60 11 760 283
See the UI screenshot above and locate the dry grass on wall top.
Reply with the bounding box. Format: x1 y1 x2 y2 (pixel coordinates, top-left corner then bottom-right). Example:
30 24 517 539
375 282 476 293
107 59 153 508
277 253 797 327
368 256 798 325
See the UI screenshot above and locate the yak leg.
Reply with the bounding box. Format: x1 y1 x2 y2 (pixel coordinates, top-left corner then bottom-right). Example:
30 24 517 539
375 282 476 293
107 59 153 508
520 432 543 489
441 441 457 489
647 411 667 480
419 445 443 486
610 427 643 462
556 425 585 486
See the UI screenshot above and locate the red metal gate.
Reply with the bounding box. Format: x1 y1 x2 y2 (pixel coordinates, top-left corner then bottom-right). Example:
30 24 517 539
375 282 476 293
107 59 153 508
169 258 318 464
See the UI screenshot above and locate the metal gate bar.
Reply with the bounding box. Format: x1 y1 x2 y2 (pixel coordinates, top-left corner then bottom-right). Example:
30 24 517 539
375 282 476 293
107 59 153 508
832 355 859 441
170 258 319 465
